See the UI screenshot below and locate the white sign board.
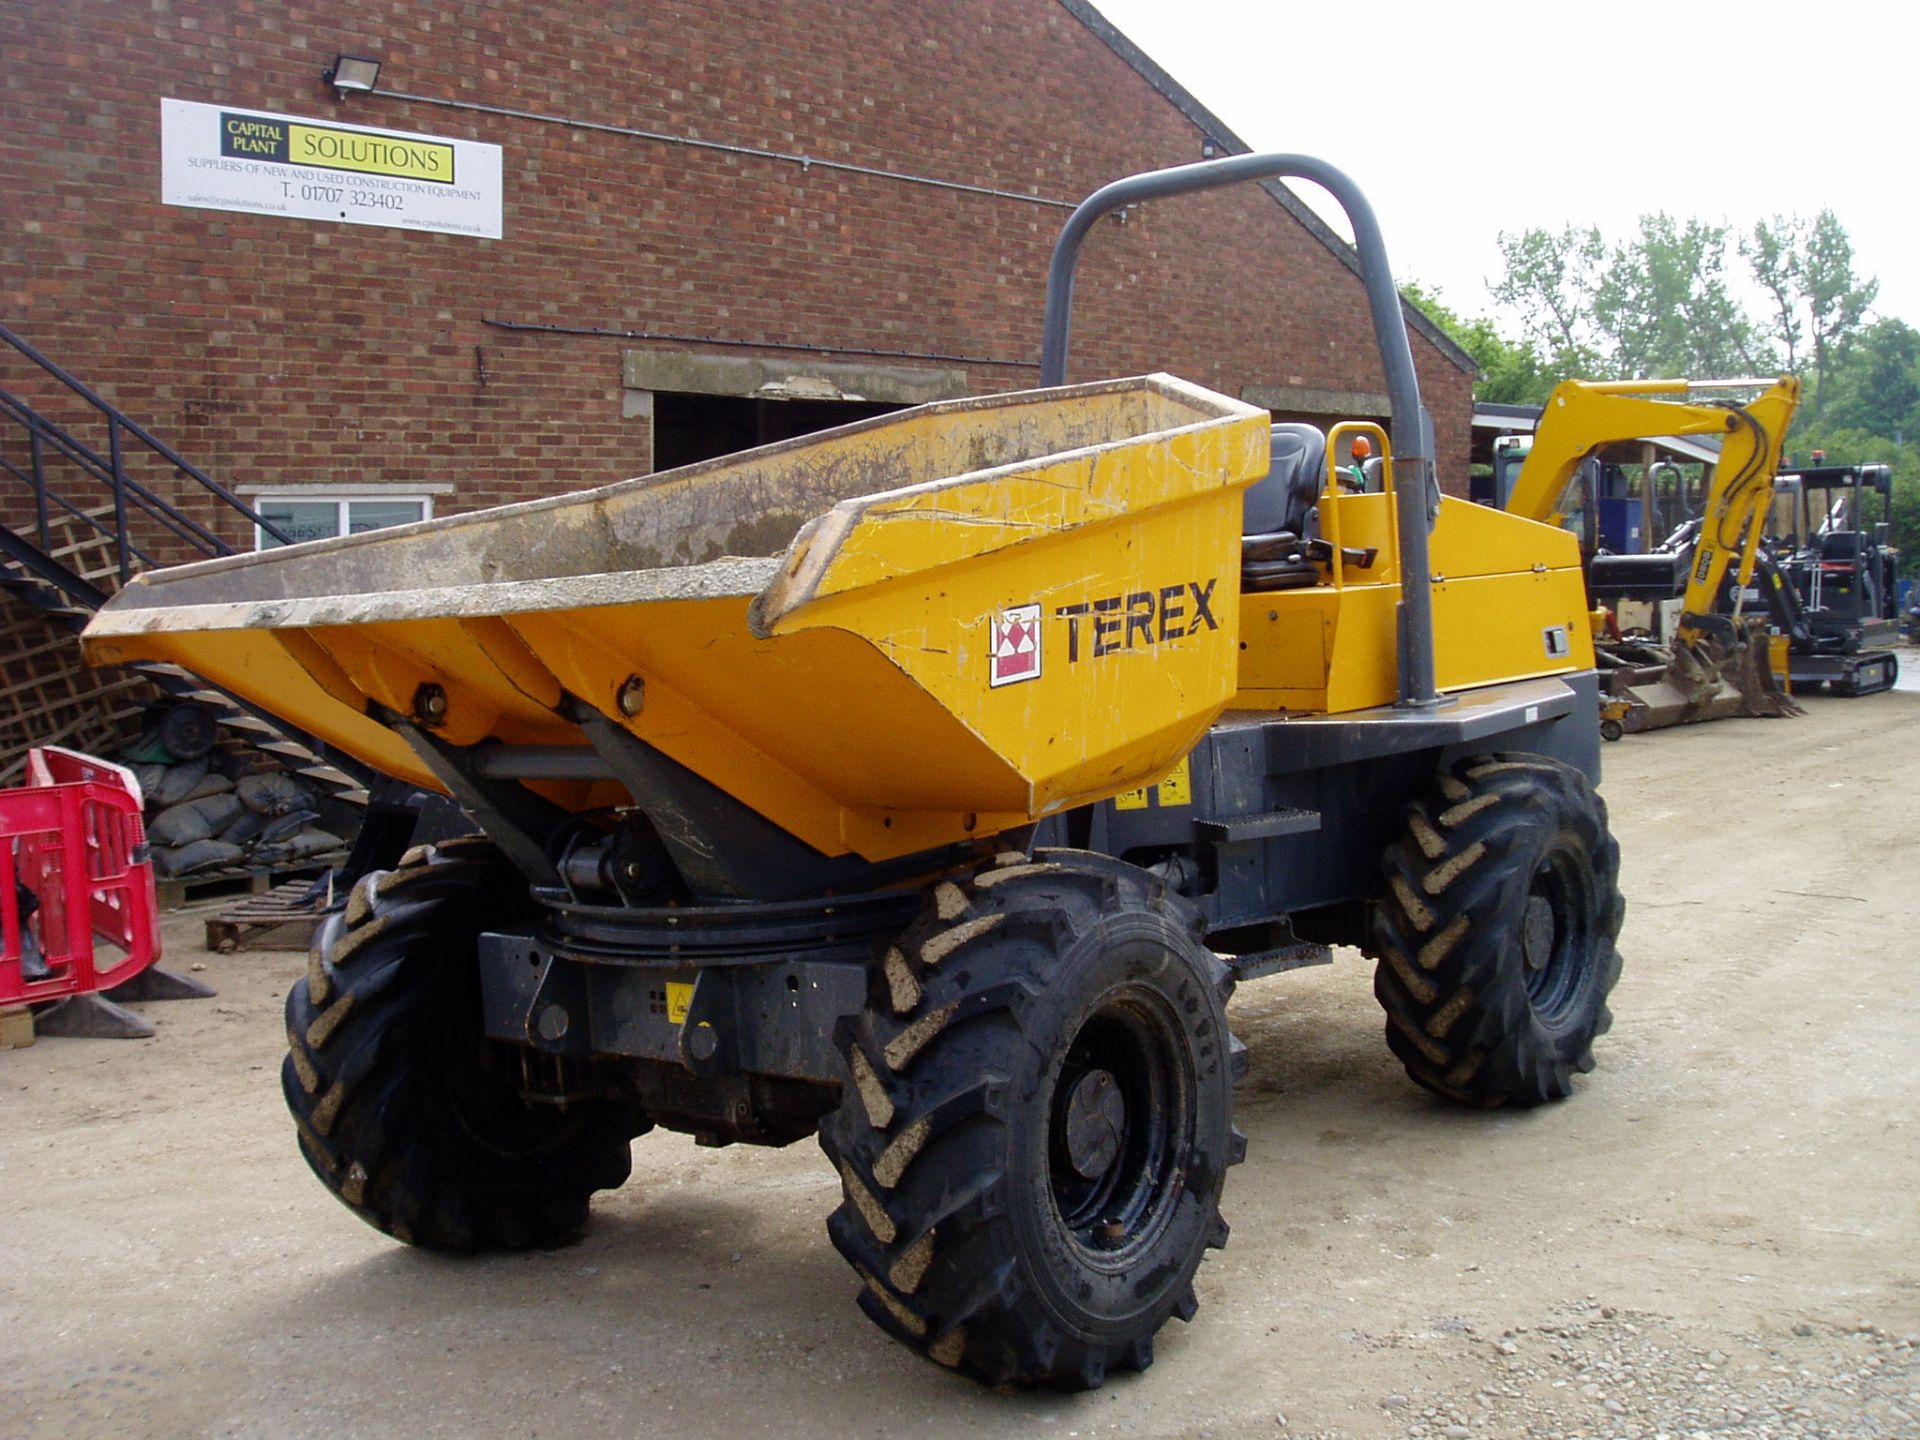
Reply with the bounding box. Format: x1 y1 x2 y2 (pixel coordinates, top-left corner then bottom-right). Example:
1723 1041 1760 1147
160 98 502 239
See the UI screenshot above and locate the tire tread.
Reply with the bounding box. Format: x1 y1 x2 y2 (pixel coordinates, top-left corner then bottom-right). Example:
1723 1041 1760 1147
1372 755 1625 1108
281 839 639 1251
821 852 1242 1389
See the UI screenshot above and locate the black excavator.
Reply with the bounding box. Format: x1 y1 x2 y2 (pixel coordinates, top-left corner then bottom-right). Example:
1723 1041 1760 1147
1756 463 1901 694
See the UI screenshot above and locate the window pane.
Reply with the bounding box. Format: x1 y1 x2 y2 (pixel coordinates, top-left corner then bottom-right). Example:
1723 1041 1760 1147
346 500 426 534
256 500 340 548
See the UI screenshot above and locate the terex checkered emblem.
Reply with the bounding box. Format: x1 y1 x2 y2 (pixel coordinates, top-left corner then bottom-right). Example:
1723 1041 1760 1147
989 603 1042 687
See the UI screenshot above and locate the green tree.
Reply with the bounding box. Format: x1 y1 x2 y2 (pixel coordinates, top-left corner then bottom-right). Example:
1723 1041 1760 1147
1490 225 1606 378
1743 215 1805 371
1742 211 1878 416
1591 215 1762 379
1803 210 1879 412
1400 281 1553 406
1398 279 1463 333
1822 318 1920 440
1455 315 1553 405
1894 467 1920 587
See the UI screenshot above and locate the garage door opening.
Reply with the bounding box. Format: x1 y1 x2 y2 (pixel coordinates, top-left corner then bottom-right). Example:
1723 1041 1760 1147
652 392 906 471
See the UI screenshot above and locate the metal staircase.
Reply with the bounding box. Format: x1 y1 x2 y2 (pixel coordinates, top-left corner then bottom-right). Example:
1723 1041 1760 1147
0 321 371 803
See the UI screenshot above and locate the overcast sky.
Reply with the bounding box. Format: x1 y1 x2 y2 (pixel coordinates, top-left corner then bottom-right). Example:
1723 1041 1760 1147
1089 0 1918 344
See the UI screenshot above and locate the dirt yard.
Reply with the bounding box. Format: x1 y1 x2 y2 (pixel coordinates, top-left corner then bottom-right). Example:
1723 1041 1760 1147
4 665 1918 1440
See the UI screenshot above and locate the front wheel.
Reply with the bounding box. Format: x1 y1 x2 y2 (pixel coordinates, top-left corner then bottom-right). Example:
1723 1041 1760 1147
283 837 642 1250
819 854 1244 1389
1370 755 1625 1107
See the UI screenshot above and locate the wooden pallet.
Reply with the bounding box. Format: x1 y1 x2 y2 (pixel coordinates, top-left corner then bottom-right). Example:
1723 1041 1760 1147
156 867 276 910
203 877 338 954
0 1007 34 1050
155 855 345 912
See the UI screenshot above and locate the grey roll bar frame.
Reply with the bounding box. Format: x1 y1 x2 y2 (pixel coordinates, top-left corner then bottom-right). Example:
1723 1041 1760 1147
1038 154 1444 710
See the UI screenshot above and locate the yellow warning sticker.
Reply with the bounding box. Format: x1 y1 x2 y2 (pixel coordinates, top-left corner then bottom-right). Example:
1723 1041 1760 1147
1113 757 1191 812
1157 757 1192 807
665 981 693 1025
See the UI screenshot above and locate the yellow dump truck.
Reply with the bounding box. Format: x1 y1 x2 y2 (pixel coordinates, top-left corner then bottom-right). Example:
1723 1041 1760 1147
84 156 1625 1390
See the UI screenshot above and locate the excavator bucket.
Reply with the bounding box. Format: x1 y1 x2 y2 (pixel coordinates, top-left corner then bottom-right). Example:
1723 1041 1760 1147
1606 619 1800 733
1723 626 1803 719
83 375 1271 862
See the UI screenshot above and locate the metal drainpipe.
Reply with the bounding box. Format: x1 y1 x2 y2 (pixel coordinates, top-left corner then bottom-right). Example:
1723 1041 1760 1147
1038 153 1445 711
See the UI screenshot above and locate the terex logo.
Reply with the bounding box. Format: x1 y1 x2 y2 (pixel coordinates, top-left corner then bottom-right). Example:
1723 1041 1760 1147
1055 579 1219 661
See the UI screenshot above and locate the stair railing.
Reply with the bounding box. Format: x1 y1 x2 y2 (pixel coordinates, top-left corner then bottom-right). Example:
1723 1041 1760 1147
0 320 291 582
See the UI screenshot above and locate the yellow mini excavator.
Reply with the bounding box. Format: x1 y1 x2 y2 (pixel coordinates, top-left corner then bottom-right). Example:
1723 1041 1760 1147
1503 376 1804 735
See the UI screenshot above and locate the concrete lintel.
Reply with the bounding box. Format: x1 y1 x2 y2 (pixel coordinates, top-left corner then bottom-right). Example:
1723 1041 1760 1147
1241 383 1393 419
243 481 456 496
622 350 968 405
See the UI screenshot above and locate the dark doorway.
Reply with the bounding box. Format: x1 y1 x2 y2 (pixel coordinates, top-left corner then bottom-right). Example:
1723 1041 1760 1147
652 392 906 471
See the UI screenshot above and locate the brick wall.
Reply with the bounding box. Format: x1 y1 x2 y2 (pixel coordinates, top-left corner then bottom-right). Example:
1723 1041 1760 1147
0 0 1474 550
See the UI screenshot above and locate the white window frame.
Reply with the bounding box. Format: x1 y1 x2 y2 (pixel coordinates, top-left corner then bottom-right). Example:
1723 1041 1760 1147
244 483 452 550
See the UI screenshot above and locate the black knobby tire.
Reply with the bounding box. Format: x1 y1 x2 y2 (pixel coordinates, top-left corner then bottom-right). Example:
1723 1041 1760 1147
283 836 640 1250
1370 755 1625 1108
819 853 1246 1390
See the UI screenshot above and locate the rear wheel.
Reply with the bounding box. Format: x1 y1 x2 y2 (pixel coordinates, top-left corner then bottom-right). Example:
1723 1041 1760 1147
283 837 642 1250
1370 755 1624 1107
819 854 1244 1389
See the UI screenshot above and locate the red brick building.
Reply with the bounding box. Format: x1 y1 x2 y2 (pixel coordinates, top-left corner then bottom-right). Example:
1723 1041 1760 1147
2 0 1473 551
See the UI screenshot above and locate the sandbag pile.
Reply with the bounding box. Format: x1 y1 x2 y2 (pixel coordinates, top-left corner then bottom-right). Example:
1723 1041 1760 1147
133 763 344 878
119 703 348 880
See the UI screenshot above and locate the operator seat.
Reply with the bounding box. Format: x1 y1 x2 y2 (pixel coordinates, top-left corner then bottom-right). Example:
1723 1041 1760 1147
1243 423 1327 538
1240 423 1327 593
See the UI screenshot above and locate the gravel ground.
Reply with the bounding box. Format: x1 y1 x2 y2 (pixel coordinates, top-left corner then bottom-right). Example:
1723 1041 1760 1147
3 656 1917 1438
1298 1308 1920 1440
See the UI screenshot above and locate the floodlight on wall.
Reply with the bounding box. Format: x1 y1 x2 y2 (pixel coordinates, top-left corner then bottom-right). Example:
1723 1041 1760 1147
325 54 382 98
1201 136 1220 159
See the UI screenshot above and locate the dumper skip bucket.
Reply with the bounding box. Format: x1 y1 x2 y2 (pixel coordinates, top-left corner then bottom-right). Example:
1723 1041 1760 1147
85 375 1270 861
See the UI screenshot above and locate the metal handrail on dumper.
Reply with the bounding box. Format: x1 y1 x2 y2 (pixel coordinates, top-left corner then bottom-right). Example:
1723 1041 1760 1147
1037 152 1445 709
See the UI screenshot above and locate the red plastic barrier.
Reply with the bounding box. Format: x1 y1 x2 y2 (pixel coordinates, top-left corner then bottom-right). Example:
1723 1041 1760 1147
1 746 161 1007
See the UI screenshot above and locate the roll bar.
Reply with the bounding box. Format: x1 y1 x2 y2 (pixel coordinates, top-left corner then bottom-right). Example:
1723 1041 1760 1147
1038 154 1443 709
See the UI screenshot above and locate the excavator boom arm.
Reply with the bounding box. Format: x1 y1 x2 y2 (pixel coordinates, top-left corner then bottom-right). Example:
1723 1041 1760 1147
1504 377 1802 614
